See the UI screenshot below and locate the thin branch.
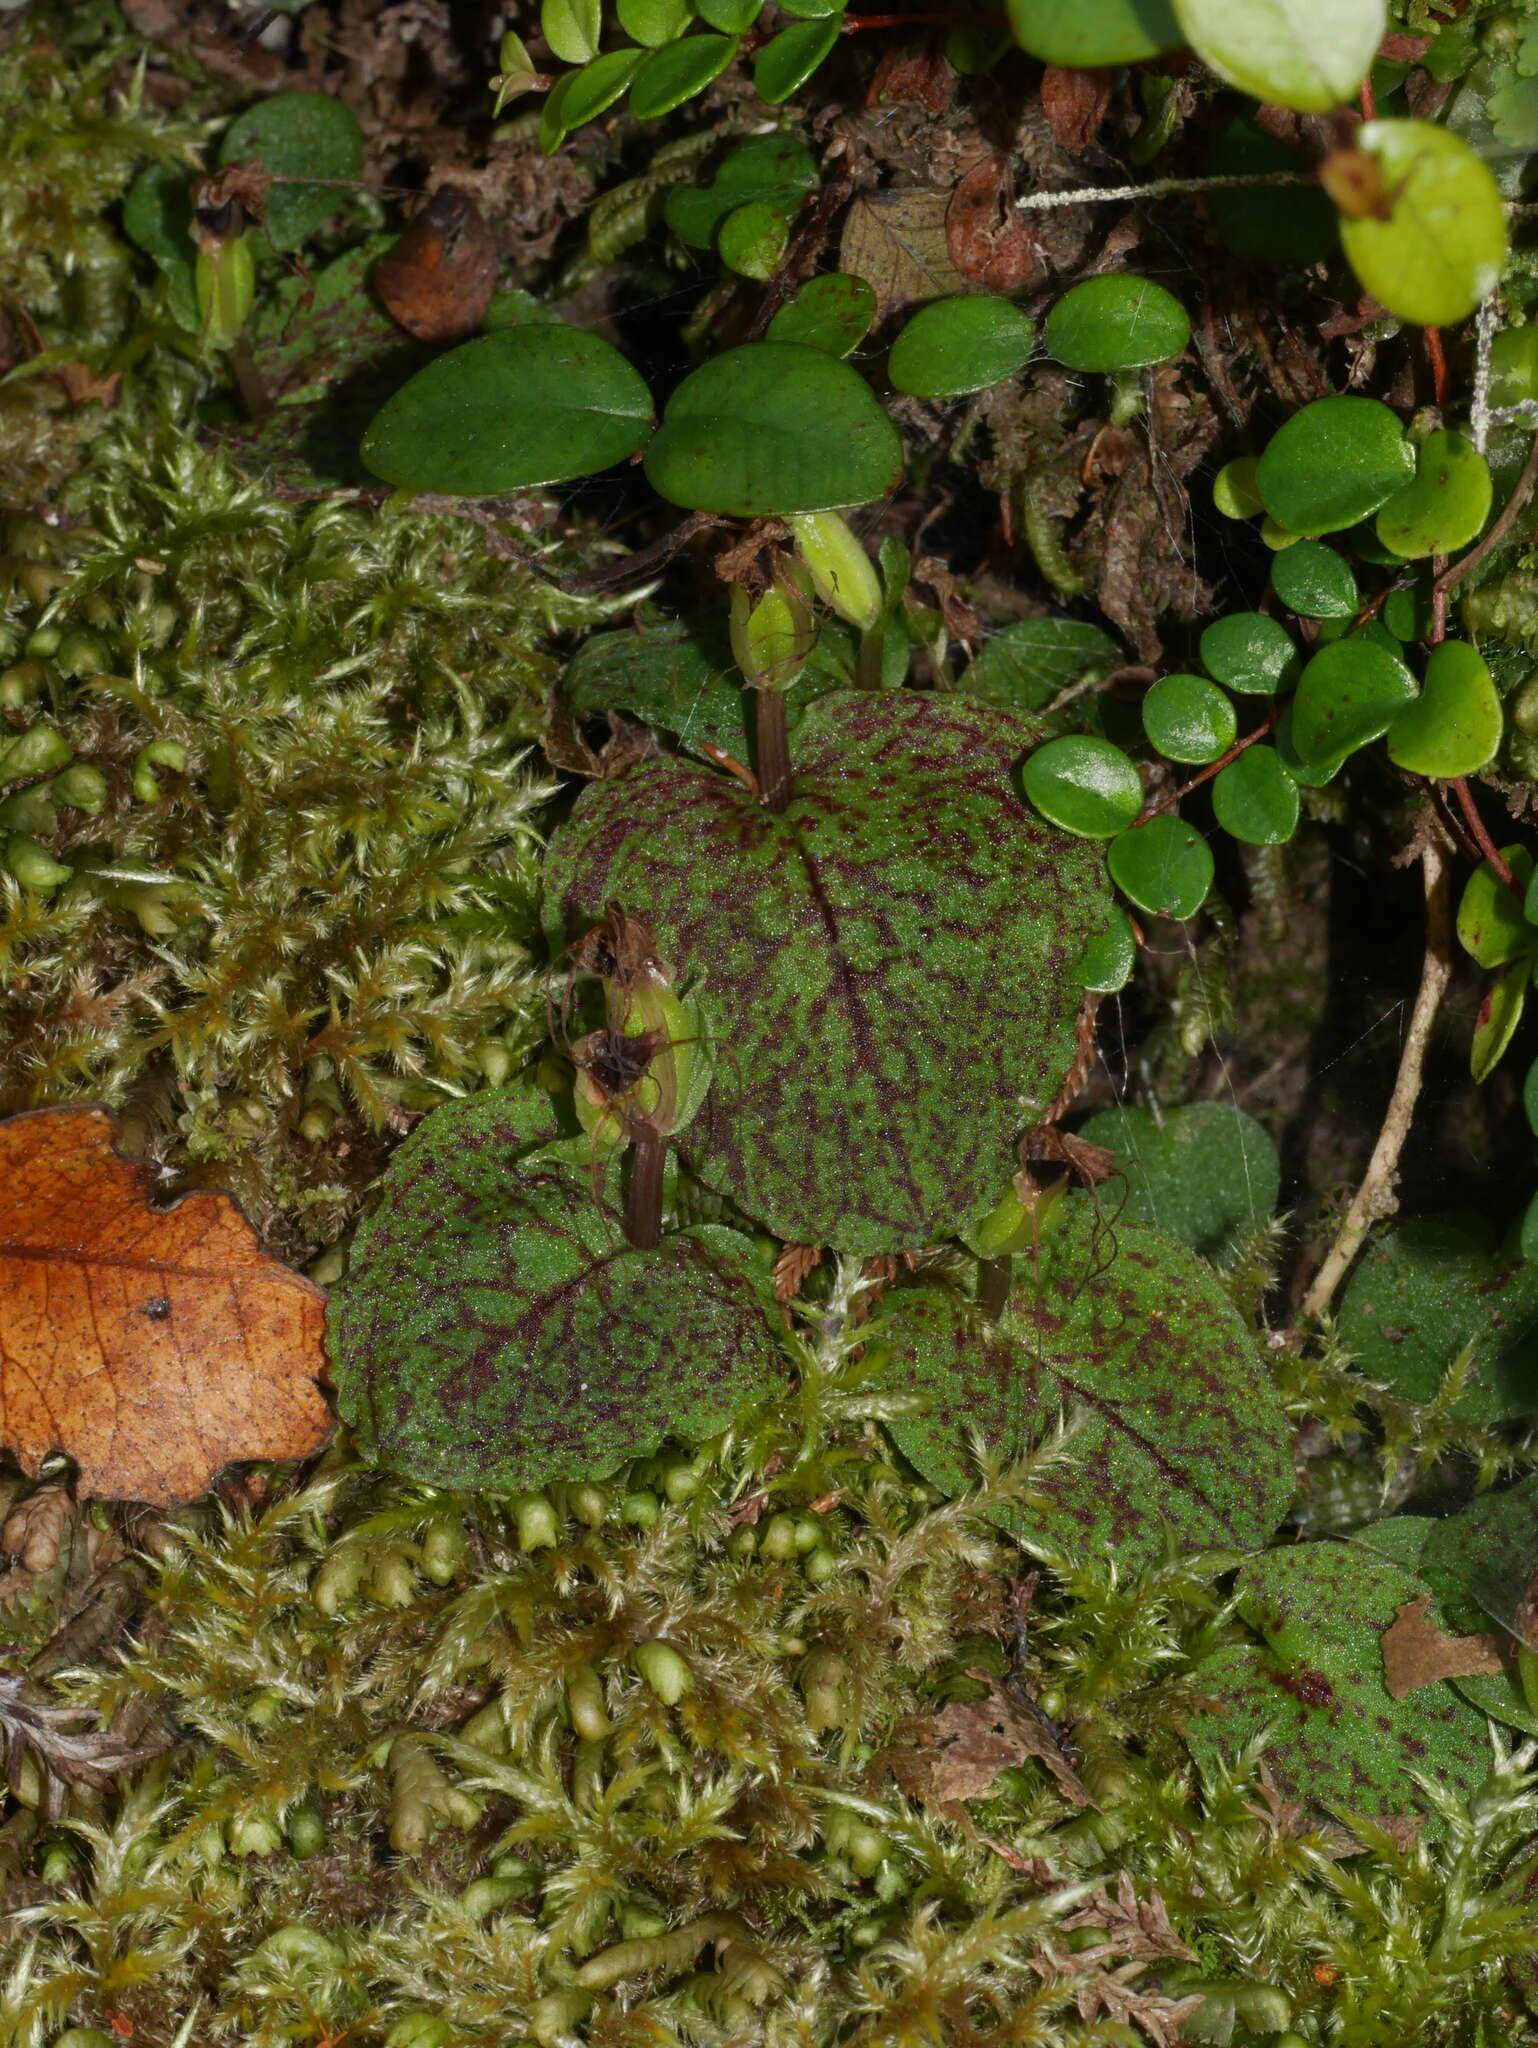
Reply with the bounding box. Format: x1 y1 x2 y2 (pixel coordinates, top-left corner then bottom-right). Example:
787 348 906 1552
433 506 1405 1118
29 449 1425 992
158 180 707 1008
1450 776 1516 891
1136 716 1276 823
1300 835 1453 1319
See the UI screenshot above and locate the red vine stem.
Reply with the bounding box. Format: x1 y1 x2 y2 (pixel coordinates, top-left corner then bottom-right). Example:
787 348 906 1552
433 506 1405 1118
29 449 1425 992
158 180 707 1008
1135 716 1277 824
1450 776 1516 891
1424 325 1449 408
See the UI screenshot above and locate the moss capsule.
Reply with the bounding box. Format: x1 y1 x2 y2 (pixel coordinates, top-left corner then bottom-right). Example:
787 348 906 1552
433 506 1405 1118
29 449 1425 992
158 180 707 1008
632 1639 694 1703
513 1490 560 1550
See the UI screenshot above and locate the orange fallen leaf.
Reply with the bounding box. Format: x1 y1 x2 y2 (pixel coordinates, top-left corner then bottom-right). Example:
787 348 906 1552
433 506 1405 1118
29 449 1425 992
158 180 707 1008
1381 1595 1505 1700
0 1107 331 1506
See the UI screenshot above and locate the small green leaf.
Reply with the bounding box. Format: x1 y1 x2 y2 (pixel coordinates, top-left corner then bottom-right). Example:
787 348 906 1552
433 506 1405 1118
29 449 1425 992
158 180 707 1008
539 70 577 154
1385 640 1502 779
1270 539 1358 620
696 0 762 27
1211 744 1301 845
1074 905 1137 992
717 201 790 280
754 15 842 103
1141 674 1237 765
1171 0 1384 113
664 134 819 248
1107 815 1214 919
765 273 876 356
1043 274 1191 373
123 162 194 270
361 327 653 495
220 91 363 252
542 0 601 62
1212 455 1265 520
887 295 1036 399
1381 582 1434 641
1374 430 1493 560
1455 847 1532 967
1021 735 1143 837
617 0 691 42
963 618 1123 725
1339 120 1508 327
643 342 903 516
1078 1101 1281 1263
1256 396 1414 537
1007 0 1184 65
1200 612 1298 694
1290 637 1418 768
1473 960 1527 1082
560 46 646 128
629 32 739 119
1490 326 1538 410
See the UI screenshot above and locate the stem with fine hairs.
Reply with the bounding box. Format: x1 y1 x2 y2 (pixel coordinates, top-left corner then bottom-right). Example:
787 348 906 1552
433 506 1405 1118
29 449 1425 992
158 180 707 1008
755 687 792 813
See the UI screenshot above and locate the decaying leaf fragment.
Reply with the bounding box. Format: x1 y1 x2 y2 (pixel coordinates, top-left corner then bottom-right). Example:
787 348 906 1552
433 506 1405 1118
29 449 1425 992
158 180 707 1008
1381 1595 1505 1699
901 1679 1092 1808
0 1107 330 1506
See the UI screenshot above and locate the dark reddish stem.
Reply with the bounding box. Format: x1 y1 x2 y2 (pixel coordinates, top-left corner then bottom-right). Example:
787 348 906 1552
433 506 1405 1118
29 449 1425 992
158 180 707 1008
1424 326 1449 408
1136 716 1277 824
1359 77 1377 120
755 686 793 814
1451 778 1516 892
977 1255 1013 1324
625 1129 666 1250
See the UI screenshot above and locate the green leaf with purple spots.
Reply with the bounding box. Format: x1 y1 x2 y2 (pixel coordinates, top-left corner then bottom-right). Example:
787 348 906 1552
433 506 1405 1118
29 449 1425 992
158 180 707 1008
1185 1542 1494 1822
544 692 1112 1254
870 1206 1293 1562
330 1084 787 1493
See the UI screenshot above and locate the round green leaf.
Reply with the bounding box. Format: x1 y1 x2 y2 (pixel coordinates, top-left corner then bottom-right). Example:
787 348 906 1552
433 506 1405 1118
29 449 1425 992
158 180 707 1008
331 1089 788 1494
1074 905 1137 992
754 15 842 104
542 0 601 63
718 201 789 280
1107 815 1214 920
220 91 363 253
765 273 877 356
1374 429 1493 560
1078 1101 1281 1263
361 327 653 495
1339 119 1508 328
1385 639 1502 779
1141 673 1237 765
1212 455 1265 520
887 295 1036 399
1021 735 1143 838
1185 1544 1496 1820
629 32 738 119
1200 612 1298 694
1211 744 1300 845
1290 637 1418 767
644 342 902 516
874 1206 1293 1561
1256 396 1414 537
1043 274 1191 373
1171 0 1384 113
1381 582 1434 641
618 0 691 41
696 0 762 28
1456 847 1533 968
1340 1213 1538 1420
545 692 1113 1254
1007 0 1184 64
1270 539 1358 620
664 134 818 249
560 46 646 127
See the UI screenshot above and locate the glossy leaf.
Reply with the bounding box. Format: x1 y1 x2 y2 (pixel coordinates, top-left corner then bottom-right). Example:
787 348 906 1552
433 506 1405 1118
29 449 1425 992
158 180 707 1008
696 0 763 27
1141 673 1237 765
1078 1101 1281 1263
1007 0 1184 65
1212 455 1264 520
542 0 601 62
1021 735 1143 837
1107 815 1214 919
1381 582 1435 641
361 326 653 494
1043 274 1191 373
875 1207 1292 1561
1374 430 1493 560
1473 959 1527 1084
1270 540 1358 620
618 0 691 39
1185 1544 1496 1819
629 33 739 119
765 273 876 356
1074 905 1137 993
644 342 903 516
1256 396 1414 537
664 134 818 249
754 15 842 104
1200 612 1297 694
1290 637 1418 768
887 296 1036 399
1212 743 1301 845
1339 120 1508 327
220 91 364 253
1172 0 1384 113
561 47 646 127
331 1089 787 1494
546 693 1113 1253
1455 847 1532 968
1385 640 1502 779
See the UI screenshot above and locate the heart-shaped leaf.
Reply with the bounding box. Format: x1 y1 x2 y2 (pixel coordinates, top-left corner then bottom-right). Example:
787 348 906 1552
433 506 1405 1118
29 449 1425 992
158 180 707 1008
331 1086 788 1493
1290 637 1418 768
872 1207 1293 1561
1077 1101 1281 1263
887 295 1036 398
1141 674 1237 765
1386 640 1502 779
1107 814 1214 919
545 692 1112 1253
1256 396 1414 537
1184 1543 1496 1820
360 326 654 494
1211 743 1300 845
644 342 903 515
1339 120 1508 328
1270 540 1358 620
220 91 363 253
1043 274 1190 372
766 273 877 356
1171 0 1384 113
1374 430 1493 560
1007 0 1184 65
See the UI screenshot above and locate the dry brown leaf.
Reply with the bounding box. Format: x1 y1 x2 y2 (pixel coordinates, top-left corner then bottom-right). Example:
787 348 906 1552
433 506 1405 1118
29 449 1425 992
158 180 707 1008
0 1107 331 1506
867 41 955 114
1058 1873 1195 1965
923 1681 1091 1808
839 189 973 320
2 1484 71 1574
946 155 1036 292
1040 66 1113 156
1381 1596 1505 1699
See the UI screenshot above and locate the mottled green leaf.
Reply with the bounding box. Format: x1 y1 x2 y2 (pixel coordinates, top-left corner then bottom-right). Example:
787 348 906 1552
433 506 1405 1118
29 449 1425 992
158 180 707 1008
331 1086 788 1493
545 693 1112 1254
873 1207 1292 1561
1077 1101 1281 1264
220 91 363 253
